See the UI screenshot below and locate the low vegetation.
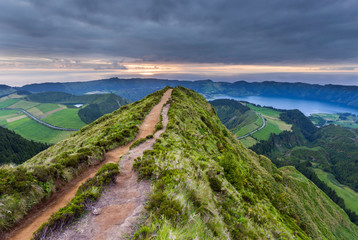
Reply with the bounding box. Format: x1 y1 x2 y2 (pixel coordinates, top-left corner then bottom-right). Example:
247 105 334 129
0 87 168 234
32 163 119 240
211 99 292 147
252 109 358 222
310 112 358 128
0 92 130 144
133 87 358 239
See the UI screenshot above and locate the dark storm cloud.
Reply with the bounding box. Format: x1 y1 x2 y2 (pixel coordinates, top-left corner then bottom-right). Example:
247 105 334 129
1 0 358 64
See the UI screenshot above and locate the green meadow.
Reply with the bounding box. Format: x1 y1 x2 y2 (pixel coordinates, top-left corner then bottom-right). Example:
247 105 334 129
4 117 74 144
42 108 86 129
314 168 358 215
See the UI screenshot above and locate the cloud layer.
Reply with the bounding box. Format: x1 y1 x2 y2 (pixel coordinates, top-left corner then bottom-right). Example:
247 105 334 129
1 0 358 65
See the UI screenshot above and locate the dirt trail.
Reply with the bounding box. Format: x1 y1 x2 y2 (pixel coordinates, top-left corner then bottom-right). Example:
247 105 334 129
56 102 171 240
7 89 172 240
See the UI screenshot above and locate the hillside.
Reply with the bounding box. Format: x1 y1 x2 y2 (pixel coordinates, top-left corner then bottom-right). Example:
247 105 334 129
0 88 168 238
131 87 358 239
1 87 357 239
0 127 48 165
14 78 358 108
0 92 130 144
25 91 131 124
211 99 292 147
252 109 358 220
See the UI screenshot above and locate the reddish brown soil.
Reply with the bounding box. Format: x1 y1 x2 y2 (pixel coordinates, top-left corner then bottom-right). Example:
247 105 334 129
6 89 172 240
56 102 171 240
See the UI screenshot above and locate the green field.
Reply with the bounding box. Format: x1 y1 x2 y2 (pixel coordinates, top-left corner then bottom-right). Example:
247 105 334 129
314 168 358 214
8 100 39 110
310 113 358 129
36 103 62 113
234 112 262 136
0 98 20 108
239 136 257 147
252 120 282 140
237 103 292 146
0 97 82 144
247 103 281 118
42 108 86 129
4 117 75 144
0 109 18 117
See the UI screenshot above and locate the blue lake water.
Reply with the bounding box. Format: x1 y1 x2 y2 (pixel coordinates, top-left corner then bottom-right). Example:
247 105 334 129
208 95 358 116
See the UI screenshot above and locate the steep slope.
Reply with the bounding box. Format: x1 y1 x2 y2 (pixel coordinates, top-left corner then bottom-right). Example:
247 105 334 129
0 127 49 165
2 87 357 239
0 88 169 236
132 87 358 239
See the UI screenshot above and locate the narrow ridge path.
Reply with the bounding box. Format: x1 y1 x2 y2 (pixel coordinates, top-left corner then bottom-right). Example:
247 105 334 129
57 102 171 240
7 89 172 240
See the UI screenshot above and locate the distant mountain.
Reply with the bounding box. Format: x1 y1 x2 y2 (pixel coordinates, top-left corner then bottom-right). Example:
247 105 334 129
1 87 357 239
17 78 358 108
0 127 48 165
0 85 16 97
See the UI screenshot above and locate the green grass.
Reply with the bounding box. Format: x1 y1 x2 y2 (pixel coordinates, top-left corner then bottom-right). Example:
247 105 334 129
314 168 358 214
0 109 18 117
310 113 358 129
36 103 61 113
252 120 282 140
7 100 39 110
239 136 257 147
0 99 20 108
247 103 281 118
235 104 292 145
32 163 119 240
3 117 74 144
132 87 358 240
0 87 168 233
42 108 86 129
234 112 262 136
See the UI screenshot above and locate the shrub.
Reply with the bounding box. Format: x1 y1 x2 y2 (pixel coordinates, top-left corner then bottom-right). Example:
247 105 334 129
32 163 119 240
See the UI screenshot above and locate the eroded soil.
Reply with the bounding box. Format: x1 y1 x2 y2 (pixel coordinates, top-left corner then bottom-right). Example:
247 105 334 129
6 89 172 240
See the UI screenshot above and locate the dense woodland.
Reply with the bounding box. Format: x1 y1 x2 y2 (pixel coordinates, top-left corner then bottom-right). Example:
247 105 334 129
0 127 48 165
251 109 358 224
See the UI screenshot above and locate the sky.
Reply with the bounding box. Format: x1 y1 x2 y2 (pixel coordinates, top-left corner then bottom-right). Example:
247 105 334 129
1 0 358 86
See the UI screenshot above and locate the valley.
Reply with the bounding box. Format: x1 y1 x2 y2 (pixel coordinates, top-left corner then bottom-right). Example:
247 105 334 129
6 89 172 240
1 85 357 239
0 92 130 144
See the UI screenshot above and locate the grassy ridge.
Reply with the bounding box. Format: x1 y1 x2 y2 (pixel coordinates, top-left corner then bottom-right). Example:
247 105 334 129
0 87 168 234
133 87 357 239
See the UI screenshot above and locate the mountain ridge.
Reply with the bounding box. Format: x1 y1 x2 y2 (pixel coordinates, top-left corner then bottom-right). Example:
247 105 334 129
1 86 357 239
3 77 357 107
